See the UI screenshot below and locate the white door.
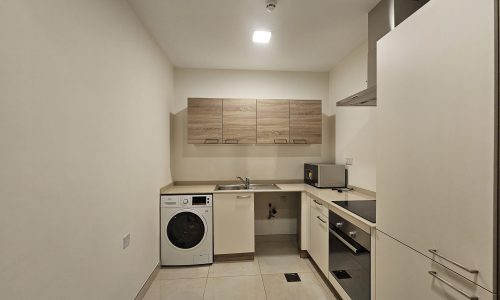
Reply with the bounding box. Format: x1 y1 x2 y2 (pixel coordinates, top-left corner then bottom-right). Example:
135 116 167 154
377 0 496 292
376 230 493 300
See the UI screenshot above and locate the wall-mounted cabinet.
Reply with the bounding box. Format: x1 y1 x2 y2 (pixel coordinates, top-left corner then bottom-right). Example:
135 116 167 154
290 100 322 144
256 99 290 144
222 99 256 144
187 98 322 145
187 98 223 144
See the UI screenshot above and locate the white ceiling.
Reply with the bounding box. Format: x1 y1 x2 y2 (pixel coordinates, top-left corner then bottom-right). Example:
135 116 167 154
129 0 379 71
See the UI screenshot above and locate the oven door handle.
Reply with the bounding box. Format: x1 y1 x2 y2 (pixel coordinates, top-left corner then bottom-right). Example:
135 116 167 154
330 228 360 254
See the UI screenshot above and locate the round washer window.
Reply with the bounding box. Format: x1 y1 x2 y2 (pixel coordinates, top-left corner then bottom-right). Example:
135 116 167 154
166 211 206 249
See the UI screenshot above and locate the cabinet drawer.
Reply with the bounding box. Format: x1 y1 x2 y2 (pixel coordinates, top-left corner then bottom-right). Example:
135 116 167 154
213 193 255 255
376 230 493 300
310 197 328 217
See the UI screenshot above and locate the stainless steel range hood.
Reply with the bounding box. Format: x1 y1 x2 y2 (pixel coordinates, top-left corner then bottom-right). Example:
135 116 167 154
336 0 430 107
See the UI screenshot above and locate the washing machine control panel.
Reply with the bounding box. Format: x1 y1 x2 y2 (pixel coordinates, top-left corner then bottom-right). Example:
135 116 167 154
160 195 212 207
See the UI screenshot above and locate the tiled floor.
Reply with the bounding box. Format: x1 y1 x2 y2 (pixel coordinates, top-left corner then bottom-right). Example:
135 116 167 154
143 236 338 300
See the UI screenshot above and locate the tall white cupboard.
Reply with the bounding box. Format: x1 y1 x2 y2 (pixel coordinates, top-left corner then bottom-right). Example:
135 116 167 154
376 0 498 299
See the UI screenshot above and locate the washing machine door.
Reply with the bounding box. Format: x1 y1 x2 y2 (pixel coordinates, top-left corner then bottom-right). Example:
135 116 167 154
166 210 207 250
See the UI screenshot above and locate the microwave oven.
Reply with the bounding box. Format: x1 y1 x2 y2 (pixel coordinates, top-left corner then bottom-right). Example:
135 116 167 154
304 163 346 188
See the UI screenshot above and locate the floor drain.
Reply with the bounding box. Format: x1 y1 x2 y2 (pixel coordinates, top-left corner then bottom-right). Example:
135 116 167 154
284 273 301 282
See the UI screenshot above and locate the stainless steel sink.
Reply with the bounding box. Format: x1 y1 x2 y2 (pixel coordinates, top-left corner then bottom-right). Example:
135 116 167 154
214 183 280 191
214 184 246 191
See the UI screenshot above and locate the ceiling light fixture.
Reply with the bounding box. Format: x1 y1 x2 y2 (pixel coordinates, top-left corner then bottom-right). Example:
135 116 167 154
253 31 271 44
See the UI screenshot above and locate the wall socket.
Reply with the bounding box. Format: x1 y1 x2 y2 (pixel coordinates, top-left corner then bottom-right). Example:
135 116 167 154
123 233 131 250
346 157 354 166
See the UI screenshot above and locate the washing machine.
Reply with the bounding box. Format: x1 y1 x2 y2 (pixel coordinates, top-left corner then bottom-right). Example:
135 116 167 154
160 194 213 266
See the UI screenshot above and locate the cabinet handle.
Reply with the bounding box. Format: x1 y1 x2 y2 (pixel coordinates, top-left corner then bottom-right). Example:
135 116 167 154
313 199 323 206
273 138 288 144
428 271 478 300
428 249 479 274
293 139 307 144
224 139 239 144
204 138 219 144
236 195 251 199
316 216 327 224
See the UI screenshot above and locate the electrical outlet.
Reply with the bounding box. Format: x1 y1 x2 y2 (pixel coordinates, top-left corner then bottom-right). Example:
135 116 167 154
123 233 130 250
346 157 354 166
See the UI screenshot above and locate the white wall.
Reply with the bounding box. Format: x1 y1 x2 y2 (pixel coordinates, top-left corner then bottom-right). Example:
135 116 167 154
172 68 332 181
0 1 173 299
330 42 376 191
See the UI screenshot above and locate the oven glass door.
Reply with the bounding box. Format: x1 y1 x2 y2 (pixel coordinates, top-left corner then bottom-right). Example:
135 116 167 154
329 223 370 299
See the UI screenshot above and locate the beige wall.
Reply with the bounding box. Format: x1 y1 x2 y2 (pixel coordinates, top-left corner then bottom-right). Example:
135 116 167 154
255 192 301 235
329 42 376 191
0 0 173 299
172 68 332 181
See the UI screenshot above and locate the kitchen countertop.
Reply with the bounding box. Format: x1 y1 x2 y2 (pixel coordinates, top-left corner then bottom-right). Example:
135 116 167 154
160 183 376 230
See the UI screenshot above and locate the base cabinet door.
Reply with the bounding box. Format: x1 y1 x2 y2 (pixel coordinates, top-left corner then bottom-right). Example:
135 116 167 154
214 193 255 255
376 230 493 300
309 202 328 275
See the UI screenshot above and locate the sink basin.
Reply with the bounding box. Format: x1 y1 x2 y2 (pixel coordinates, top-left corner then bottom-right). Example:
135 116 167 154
214 183 281 191
214 184 246 191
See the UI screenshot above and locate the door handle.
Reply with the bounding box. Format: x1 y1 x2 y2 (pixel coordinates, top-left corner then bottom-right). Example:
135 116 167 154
428 271 478 300
293 139 307 144
428 249 479 274
313 199 323 206
224 139 239 144
273 138 288 144
330 228 360 254
236 195 251 199
204 138 219 144
316 216 327 224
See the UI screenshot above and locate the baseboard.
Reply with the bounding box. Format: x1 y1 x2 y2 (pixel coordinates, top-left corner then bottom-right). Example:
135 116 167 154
134 263 160 300
299 250 309 258
306 251 342 300
214 252 254 262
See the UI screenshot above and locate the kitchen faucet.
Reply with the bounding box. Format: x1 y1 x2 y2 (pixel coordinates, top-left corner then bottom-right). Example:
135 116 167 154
236 177 250 189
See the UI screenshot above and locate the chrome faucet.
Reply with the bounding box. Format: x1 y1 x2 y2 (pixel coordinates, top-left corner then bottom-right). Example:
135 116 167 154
236 176 251 189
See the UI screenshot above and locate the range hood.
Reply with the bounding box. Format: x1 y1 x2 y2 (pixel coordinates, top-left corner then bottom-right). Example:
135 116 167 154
336 0 430 107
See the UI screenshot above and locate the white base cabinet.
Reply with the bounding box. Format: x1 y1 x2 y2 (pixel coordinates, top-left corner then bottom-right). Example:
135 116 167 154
376 230 493 300
213 193 255 255
308 197 329 275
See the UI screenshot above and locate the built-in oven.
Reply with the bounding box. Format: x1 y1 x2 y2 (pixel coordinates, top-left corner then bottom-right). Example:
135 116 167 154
329 210 371 300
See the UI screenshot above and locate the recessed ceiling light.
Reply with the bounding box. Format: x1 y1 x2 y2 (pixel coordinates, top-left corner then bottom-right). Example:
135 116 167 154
253 31 271 44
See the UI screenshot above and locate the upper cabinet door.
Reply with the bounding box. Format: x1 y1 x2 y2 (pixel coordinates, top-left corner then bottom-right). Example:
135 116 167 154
289 100 322 144
256 100 290 144
222 99 257 144
377 0 496 292
188 98 222 144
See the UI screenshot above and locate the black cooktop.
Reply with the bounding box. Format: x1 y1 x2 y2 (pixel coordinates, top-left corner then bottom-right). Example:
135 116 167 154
332 200 376 223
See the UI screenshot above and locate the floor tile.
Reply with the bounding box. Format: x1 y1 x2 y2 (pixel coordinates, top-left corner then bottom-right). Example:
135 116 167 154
159 265 209 280
258 255 314 274
313 272 339 300
208 259 260 277
262 272 333 300
159 278 206 300
203 275 266 300
142 277 161 300
305 258 318 273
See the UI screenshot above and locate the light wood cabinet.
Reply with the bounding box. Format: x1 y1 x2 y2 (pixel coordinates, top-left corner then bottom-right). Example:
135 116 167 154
256 99 290 144
187 98 222 144
222 99 256 144
377 0 496 291
309 199 328 275
187 98 322 145
376 230 493 300
213 193 255 255
290 100 322 144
